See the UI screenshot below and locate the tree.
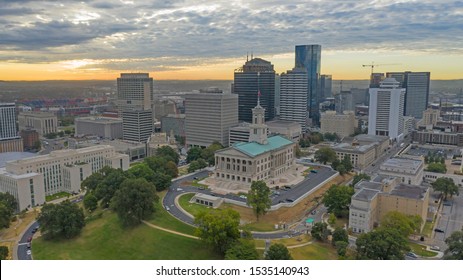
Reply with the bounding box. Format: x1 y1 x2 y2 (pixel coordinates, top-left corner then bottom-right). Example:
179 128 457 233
155 146 180 164
187 147 203 163
322 184 355 218
32 140 41 151
356 227 409 260
298 138 311 148
341 154 353 173
0 193 18 228
328 213 337 226
94 168 127 207
444 228 463 260
81 172 105 192
111 178 159 227
188 160 201 173
336 164 347 175
201 142 224 166
323 132 339 142
309 132 324 144
197 158 208 169
311 222 331 242
225 239 259 260
195 209 241 255
380 211 421 237
152 172 172 191
145 156 168 173
83 193 98 212
0 246 8 260
37 200 85 240
335 241 348 257
314 147 337 164
351 173 371 187
431 177 459 200
265 243 293 260
165 161 178 178
332 227 348 246
425 162 447 173
247 181 271 221
126 163 156 182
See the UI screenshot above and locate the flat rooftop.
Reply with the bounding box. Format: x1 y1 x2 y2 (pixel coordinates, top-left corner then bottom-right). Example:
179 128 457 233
76 116 122 124
353 188 380 201
0 152 37 168
380 157 423 173
390 184 428 200
333 142 376 153
356 180 383 191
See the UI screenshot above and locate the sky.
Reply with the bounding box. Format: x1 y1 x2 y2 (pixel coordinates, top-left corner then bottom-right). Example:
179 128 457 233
0 0 462 81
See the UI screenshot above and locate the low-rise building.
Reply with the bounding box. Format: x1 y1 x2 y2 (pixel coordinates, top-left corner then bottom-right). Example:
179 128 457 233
72 139 146 162
379 157 424 185
0 146 129 211
332 142 376 169
349 176 430 233
18 112 58 136
75 116 123 139
320 110 356 138
19 129 40 151
0 138 23 153
412 130 463 146
146 132 177 157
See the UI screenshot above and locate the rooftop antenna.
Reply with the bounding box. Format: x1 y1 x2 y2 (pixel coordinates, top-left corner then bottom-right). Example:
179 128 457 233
246 52 249 62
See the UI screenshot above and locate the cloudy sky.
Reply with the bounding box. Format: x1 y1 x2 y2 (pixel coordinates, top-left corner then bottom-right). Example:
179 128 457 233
0 0 462 80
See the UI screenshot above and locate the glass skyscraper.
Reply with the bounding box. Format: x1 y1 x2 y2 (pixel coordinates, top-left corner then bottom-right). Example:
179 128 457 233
234 58 275 122
295 45 321 125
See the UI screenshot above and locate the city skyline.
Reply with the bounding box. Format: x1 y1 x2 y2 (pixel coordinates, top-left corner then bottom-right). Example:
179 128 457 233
0 0 462 81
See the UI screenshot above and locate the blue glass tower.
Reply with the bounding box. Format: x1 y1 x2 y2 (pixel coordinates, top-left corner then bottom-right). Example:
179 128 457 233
295 45 321 126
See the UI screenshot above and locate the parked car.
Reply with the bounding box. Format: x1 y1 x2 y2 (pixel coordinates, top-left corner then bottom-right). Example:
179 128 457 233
285 198 295 203
430 246 440 251
310 170 318 173
26 250 31 255
434 228 445 233
165 206 170 211
27 236 32 242
443 201 453 206
406 252 418 259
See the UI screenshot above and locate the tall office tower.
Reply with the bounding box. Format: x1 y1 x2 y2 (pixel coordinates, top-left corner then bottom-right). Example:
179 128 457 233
279 68 309 131
274 74 281 116
117 73 154 143
368 78 405 141
122 110 153 142
0 103 23 153
295 44 322 125
370 73 385 88
116 73 154 113
335 88 369 113
0 103 18 140
185 90 238 147
386 71 431 119
234 58 275 122
320 74 333 99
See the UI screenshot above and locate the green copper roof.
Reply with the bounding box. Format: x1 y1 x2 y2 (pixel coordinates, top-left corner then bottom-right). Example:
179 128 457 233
233 135 293 157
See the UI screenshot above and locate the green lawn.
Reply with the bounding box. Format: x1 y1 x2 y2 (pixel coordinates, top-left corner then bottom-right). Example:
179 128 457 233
408 242 438 258
422 220 434 237
177 193 213 217
45 191 71 202
32 211 221 260
289 241 338 260
242 222 278 232
145 192 197 236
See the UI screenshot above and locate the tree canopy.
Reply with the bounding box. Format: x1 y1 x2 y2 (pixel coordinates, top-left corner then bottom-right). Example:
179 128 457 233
380 211 421 237
431 177 459 200
0 192 17 229
195 209 241 255
444 228 463 260
83 193 98 212
0 246 8 260
37 200 85 240
311 222 331 242
247 181 271 221
225 239 259 260
332 227 349 246
186 146 203 163
322 184 355 218
355 227 409 260
314 147 337 164
265 243 293 260
126 163 156 182
111 178 159 227
155 146 180 164
425 162 447 173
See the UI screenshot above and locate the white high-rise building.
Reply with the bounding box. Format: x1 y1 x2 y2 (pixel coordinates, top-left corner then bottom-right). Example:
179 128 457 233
279 69 308 131
368 78 405 141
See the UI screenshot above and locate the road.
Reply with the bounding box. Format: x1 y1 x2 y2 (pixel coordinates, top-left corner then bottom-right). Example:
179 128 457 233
164 167 337 239
363 138 411 176
17 221 39 260
433 193 463 250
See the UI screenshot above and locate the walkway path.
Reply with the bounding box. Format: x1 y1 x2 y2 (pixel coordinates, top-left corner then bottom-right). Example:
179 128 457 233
256 241 313 250
141 220 199 240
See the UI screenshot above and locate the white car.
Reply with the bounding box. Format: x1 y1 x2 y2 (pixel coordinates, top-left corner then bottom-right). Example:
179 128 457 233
26 250 31 255
165 206 170 211
430 246 440 251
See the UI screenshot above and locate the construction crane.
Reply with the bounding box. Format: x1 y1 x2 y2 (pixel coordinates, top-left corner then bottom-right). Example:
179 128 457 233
362 62 400 74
